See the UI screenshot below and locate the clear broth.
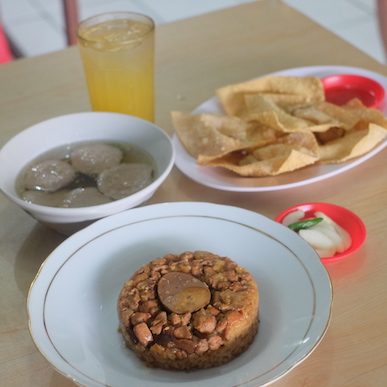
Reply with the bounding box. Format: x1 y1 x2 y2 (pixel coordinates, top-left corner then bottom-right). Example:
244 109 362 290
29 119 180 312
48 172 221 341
16 141 156 208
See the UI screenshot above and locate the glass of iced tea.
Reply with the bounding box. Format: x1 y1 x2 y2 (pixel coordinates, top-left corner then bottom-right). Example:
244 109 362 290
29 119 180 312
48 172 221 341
78 12 154 121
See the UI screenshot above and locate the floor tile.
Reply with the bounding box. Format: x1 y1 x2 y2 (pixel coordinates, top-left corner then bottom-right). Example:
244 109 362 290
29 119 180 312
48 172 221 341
350 0 377 14
78 0 156 22
140 0 241 24
5 18 66 57
1 0 38 22
335 17 386 64
29 0 64 32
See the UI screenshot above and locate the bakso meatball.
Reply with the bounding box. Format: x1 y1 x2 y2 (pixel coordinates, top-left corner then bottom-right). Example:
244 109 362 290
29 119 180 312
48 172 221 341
24 159 76 192
70 144 123 175
97 163 153 200
21 189 69 207
63 187 112 208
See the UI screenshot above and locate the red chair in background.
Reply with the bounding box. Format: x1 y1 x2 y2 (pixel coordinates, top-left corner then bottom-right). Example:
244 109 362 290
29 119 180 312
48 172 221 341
0 24 12 63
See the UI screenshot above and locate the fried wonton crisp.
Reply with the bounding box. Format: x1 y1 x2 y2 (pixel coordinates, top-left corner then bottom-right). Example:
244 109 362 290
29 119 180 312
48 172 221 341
172 75 387 178
198 132 320 177
216 76 325 116
319 123 387 163
171 111 283 159
241 94 338 133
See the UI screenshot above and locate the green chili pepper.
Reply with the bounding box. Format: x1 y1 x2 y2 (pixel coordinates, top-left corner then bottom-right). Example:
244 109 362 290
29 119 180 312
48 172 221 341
288 217 323 232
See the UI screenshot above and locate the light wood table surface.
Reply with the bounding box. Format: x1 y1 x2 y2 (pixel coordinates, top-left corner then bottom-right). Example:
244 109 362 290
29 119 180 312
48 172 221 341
1 1 387 386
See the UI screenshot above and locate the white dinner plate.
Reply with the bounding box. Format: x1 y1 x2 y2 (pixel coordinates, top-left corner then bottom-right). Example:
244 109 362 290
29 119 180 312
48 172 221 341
28 202 332 387
172 65 387 192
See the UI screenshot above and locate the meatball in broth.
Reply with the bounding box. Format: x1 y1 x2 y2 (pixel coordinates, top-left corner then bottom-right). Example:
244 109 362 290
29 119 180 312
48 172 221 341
98 163 153 200
24 159 76 192
17 141 155 208
70 143 123 175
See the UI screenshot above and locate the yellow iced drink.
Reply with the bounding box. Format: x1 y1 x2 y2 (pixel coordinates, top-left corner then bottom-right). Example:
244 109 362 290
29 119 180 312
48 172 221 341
78 13 154 121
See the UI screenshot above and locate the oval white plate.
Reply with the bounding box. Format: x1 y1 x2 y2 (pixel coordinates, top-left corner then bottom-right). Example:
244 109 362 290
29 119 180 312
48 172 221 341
28 202 332 387
172 65 387 192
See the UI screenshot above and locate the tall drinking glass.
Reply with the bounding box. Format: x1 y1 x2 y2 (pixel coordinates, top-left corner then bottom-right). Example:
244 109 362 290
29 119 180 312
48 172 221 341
78 12 155 121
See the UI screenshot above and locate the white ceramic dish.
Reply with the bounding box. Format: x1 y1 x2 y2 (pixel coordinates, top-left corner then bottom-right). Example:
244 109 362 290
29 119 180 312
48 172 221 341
0 112 174 234
172 65 387 192
28 202 332 387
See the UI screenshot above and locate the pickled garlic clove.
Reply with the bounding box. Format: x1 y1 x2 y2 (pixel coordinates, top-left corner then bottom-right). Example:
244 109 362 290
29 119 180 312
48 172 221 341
282 209 305 226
